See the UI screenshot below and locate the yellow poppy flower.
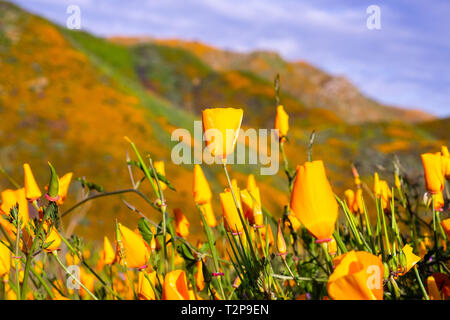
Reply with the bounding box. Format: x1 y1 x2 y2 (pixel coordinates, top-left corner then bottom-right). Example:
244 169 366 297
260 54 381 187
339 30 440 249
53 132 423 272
202 107 243 160
274 105 289 141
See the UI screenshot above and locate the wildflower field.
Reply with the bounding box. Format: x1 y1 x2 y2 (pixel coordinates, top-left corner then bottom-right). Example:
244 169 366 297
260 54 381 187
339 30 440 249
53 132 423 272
0 103 449 300
0 1 449 302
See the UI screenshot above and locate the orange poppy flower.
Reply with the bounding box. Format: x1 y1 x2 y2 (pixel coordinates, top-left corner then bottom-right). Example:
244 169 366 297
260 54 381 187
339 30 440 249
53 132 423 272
442 146 450 179
290 160 338 242
162 269 190 300
199 201 217 228
117 223 150 269
274 105 289 141
421 153 444 194
174 208 190 238
195 260 205 291
56 172 72 205
247 174 257 192
153 161 167 191
193 164 212 204
441 218 450 238
0 241 11 277
202 107 243 160
398 244 420 275
327 251 383 300
43 222 61 253
220 189 243 234
101 236 116 265
23 163 42 201
1 188 29 227
276 219 287 256
137 270 157 300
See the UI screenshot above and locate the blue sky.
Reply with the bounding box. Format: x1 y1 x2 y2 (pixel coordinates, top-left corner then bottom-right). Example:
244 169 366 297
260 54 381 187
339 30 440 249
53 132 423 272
10 0 450 117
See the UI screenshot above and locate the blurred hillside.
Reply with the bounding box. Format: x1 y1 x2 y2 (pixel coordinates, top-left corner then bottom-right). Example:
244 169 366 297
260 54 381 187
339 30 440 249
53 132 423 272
111 37 435 125
0 1 447 241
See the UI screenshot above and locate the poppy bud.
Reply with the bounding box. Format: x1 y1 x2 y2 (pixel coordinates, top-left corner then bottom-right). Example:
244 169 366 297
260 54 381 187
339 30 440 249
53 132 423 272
101 236 116 265
117 223 150 269
153 161 167 191
421 153 444 194
174 208 190 238
23 163 42 201
220 189 243 234
195 260 205 291
47 162 59 201
193 164 212 204
274 105 289 141
276 219 287 256
199 201 217 228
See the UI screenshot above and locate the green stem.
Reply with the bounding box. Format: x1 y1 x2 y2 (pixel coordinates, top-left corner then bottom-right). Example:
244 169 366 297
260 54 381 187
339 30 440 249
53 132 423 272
14 220 21 299
413 266 429 300
52 251 98 300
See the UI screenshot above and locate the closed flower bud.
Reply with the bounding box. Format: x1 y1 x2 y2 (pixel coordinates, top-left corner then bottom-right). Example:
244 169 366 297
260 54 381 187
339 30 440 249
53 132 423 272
56 172 72 205
117 223 150 269
328 237 337 255
275 105 289 140
247 174 257 192
101 236 116 265
421 153 444 194
174 208 190 238
23 163 42 201
193 164 212 204
195 260 205 291
220 189 243 234
276 219 287 256
199 201 217 228
153 161 167 191
47 162 59 201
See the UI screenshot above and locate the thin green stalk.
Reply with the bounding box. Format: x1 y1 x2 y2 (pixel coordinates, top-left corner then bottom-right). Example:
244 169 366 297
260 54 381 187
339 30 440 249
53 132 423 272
59 233 122 299
14 220 21 299
21 204 54 299
413 266 429 300
52 251 98 300
198 206 225 299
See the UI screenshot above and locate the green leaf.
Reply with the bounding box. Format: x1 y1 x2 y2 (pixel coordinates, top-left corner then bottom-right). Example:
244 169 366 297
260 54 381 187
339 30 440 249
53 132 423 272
176 242 196 262
137 218 153 245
